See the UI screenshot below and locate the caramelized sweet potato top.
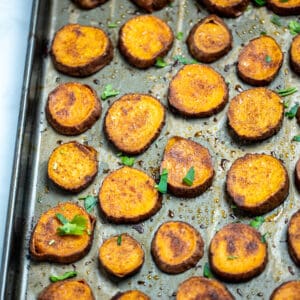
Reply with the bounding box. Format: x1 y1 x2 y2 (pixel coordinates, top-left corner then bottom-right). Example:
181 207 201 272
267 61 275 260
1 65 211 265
271 281 300 300
112 290 150 300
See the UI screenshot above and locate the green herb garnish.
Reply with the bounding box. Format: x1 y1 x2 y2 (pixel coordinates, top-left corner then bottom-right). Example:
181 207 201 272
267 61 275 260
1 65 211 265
284 99 291 108
117 235 122 246
50 271 77 283
277 87 298 97
108 22 118 28
56 214 87 236
120 156 135 167
203 262 214 278
176 32 184 41
288 20 300 35
101 84 120 100
265 55 272 63
293 135 300 142
261 232 270 243
271 15 282 26
260 31 267 35
253 0 266 6
227 255 238 260
231 204 237 209
285 103 299 119
155 169 168 194
249 216 265 229
182 167 195 186
173 55 197 65
79 195 97 213
155 57 168 68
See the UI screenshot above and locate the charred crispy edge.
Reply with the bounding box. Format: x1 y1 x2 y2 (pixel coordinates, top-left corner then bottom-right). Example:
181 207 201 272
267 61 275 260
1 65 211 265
287 210 300 266
201 0 250 18
295 159 300 192
46 83 101 136
48 141 98 193
130 0 173 12
118 18 174 69
111 290 150 300
30 208 96 264
267 1 300 16
270 281 300 299
151 221 204 274
51 24 114 77
103 94 166 155
290 35 300 75
72 0 108 9
186 15 233 63
226 154 289 215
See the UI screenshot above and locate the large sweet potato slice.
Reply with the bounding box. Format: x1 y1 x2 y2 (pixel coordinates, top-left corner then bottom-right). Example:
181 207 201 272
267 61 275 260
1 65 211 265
46 82 101 136
119 15 174 68
209 223 268 282
104 93 165 155
227 88 284 142
270 281 300 300
187 15 232 63
99 233 144 278
237 35 283 86
176 276 234 300
267 0 300 16
30 202 95 263
288 209 300 266
129 0 173 12
227 154 289 215
51 24 113 77
48 141 98 193
290 34 300 75
168 64 228 117
73 0 108 9
151 221 204 274
111 290 150 300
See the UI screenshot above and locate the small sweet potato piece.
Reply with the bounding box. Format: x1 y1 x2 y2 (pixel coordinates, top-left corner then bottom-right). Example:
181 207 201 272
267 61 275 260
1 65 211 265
270 281 300 300
104 93 165 155
99 233 144 278
168 64 228 117
187 15 232 63
227 154 289 215
267 0 300 16
51 24 113 77
237 35 283 86
288 210 300 266
151 221 204 274
227 88 284 141
119 15 174 68
73 0 108 9
129 0 173 12
176 276 234 300
38 279 95 300
30 202 95 263
111 290 150 300
295 159 300 190
161 136 214 198
290 34 300 75
209 223 268 282
48 141 98 193
99 166 162 223
46 82 101 136
201 0 250 17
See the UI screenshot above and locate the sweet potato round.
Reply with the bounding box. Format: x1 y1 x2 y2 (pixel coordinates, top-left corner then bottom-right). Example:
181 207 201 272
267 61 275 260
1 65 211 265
151 221 204 274
187 14 232 63
267 0 300 15
38 279 95 300
288 209 300 266
227 154 289 215
209 223 268 282
48 141 98 193
46 82 101 136
99 233 144 278
118 15 174 68
176 276 234 300
295 158 300 191
237 35 283 86
168 64 228 117
161 136 214 198
129 0 173 12
227 88 284 142
72 0 108 9
270 281 300 300
104 93 165 155
111 290 150 300
99 166 162 223
290 34 300 75
30 202 95 263
51 24 113 77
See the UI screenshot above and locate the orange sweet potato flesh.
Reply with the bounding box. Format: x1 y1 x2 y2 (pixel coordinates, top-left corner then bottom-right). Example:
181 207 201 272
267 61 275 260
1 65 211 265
176 276 234 300
130 0 173 12
73 0 108 9
227 88 284 141
288 210 300 266
111 290 150 300
30 202 95 263
151 221 204 274
104 94 165 155
48 141 98 192
187 15 232 63
38 279 95 300
161 136 214 198
267 0 300 15
270 281 300 300
46 82 101 136
99 234 144 278
99 166 162 223
51 24 113 77
237 35 283 86
227 154 289 215
209 223 267 282
290 34 300 75
119 15 174 68
168 64 228 117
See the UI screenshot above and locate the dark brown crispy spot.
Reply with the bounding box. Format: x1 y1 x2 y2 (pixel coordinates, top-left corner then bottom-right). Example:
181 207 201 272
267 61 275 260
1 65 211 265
67 91 76 106
56 108 69 117
167 232 187 258
73 26 83 37
74 143 91 155
226 236 236 254
246 241 258 253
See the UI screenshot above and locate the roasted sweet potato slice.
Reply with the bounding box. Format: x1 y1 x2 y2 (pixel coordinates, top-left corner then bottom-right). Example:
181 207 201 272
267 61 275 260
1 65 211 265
237 35 283 86
73 0 108 9
119 15 174 68
168 64 228 117
227 88 284 141
111 290 150 300
227 154 289 215
30 202 95 263
161 136 214 198
209 223 268 282
201 0 250 17
130 0 173 12
151 221 204 274
295 159 300 191
38 279 95 300
99 233 144 278
176 276 234 300
288 210 300 266
46 82 101 136
290 34 300 75
270 281 300 300
99 166 161 223
51 24 113 77
48 141 98 192
267 0 300 15
187 15 232 63
104 93 165 155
